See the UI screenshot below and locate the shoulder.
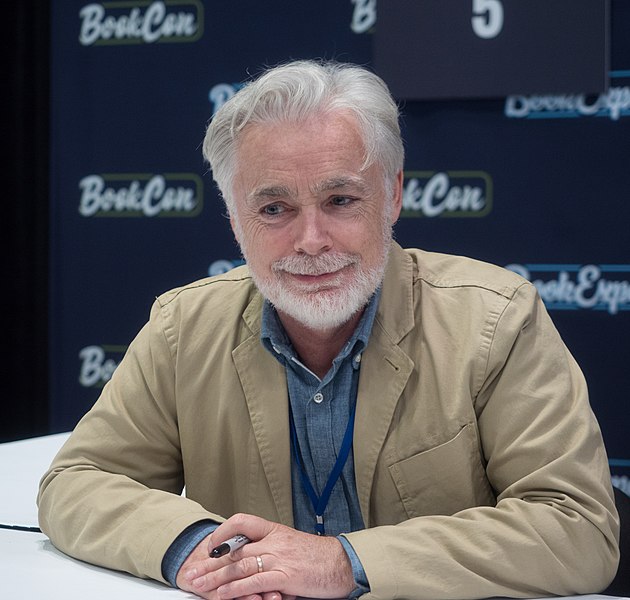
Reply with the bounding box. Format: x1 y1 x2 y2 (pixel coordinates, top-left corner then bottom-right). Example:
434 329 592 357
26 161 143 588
150 265 262 335
155 264 255 308
402 247 531 301
378 245 538 343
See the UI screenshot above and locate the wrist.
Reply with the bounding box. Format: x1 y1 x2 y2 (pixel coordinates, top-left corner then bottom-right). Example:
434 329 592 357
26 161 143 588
162 521 218 587
333 537 363 598
337 535 370 598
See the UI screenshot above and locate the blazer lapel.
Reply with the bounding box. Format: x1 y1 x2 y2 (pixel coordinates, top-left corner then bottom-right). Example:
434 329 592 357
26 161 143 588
232 296 294 526
354 329 413 526
354 243 416 525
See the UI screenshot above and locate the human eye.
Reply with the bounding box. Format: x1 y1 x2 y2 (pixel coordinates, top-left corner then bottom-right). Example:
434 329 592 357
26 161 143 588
261 203 285 216
330 195 354 207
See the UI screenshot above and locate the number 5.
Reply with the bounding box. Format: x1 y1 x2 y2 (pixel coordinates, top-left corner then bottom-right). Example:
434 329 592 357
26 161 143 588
472 0 504 39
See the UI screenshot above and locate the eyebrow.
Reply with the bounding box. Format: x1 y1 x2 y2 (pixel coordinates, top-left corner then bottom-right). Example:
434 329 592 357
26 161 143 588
248 185 293 203
312 175 368 195
247 175 368 205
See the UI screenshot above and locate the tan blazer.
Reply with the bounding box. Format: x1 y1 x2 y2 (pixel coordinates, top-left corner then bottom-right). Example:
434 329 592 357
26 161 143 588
38 244 619 598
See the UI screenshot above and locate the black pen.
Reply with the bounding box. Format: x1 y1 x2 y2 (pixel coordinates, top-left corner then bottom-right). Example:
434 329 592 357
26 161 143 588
210 534 251 558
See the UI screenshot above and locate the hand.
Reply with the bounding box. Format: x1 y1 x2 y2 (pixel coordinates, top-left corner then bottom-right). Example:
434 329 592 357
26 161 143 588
176 532 285 600
178 513 356 600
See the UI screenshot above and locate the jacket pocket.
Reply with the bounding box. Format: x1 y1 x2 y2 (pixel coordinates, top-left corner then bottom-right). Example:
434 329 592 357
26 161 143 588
388 423 495 518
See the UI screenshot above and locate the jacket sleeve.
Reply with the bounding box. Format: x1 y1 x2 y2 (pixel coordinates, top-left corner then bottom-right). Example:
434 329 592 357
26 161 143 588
343 283 620 599
37 299 223 583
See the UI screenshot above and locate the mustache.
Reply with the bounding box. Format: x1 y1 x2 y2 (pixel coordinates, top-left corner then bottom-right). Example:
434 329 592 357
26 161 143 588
271 252 359 276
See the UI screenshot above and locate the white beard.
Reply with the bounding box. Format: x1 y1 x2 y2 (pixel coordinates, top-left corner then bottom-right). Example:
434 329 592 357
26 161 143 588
240 227 392 331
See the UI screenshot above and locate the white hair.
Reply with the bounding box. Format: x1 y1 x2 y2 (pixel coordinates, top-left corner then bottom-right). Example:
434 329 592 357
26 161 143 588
202 60 404 213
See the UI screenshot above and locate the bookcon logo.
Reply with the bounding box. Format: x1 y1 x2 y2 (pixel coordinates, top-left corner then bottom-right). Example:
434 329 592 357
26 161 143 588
505 264 630 315
209 82 244 116
79 1 203 46
350 0 376 34
401 171 492 218
78 173 203 217
79 345 126 388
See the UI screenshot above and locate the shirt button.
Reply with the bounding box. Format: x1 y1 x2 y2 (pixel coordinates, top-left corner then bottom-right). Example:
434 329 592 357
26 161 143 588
354 353 362 364
313 392 324 404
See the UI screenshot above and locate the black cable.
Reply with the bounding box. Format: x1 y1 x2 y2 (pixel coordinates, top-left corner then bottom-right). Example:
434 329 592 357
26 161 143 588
0 524 42 532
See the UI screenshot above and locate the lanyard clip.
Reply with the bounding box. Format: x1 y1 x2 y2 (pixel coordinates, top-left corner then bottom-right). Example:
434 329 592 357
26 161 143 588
316 515 325 536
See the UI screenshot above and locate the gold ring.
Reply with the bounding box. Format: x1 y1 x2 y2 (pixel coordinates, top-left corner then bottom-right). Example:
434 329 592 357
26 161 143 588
256 555 264 573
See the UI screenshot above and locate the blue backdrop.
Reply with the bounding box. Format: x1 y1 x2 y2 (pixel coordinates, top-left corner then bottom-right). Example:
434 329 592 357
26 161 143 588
50 1 630 493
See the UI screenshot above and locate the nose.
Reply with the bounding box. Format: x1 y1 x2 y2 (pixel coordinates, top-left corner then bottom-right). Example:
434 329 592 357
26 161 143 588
292 208 332 255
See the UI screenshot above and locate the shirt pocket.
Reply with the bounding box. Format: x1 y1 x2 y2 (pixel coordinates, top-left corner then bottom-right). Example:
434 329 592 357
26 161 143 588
387 422 495 518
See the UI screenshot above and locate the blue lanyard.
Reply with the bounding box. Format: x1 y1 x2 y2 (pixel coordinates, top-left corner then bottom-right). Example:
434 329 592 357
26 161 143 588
288 397 357 536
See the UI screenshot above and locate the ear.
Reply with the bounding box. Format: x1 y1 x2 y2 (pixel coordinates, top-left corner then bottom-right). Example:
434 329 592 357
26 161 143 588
390 170 403 224
229 213 240 243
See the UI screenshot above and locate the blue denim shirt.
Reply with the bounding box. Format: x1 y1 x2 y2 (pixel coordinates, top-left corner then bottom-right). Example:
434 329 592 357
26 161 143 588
162 291 380 595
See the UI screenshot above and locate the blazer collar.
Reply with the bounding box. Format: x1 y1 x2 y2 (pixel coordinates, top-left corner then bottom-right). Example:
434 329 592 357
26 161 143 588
375 241 417 343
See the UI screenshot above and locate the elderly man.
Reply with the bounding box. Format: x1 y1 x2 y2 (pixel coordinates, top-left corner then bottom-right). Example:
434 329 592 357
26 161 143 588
38 60 619 600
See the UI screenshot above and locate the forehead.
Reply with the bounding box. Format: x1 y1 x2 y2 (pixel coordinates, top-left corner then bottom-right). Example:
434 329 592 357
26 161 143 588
234 112 369 184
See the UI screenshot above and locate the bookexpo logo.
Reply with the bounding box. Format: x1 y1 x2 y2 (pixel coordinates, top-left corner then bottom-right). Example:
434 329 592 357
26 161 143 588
505 264 630 315
78 173 203 217
79 345 126 388
402 171 492 218
505 71 630 121
79 1 203 46
208 258 245 277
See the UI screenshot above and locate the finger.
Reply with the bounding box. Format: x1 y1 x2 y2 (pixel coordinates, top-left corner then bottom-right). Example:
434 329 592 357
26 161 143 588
212 513 274 545
230 593 285 600
262 593 288 600
217 573 281 600
192 555 263 593
177 534 233 590
181 555 231 585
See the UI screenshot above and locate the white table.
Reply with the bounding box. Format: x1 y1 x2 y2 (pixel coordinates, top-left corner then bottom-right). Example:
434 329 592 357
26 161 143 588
0 433 190 597
0 435 625 599
0 528 190 597
0 528 622 599
0 432 70 528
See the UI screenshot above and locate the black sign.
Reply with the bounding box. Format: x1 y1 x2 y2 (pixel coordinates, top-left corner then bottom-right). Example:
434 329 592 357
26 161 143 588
374 0 609 99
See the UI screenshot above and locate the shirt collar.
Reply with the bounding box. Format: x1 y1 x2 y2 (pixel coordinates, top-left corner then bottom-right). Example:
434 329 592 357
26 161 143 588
261 288 382 369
